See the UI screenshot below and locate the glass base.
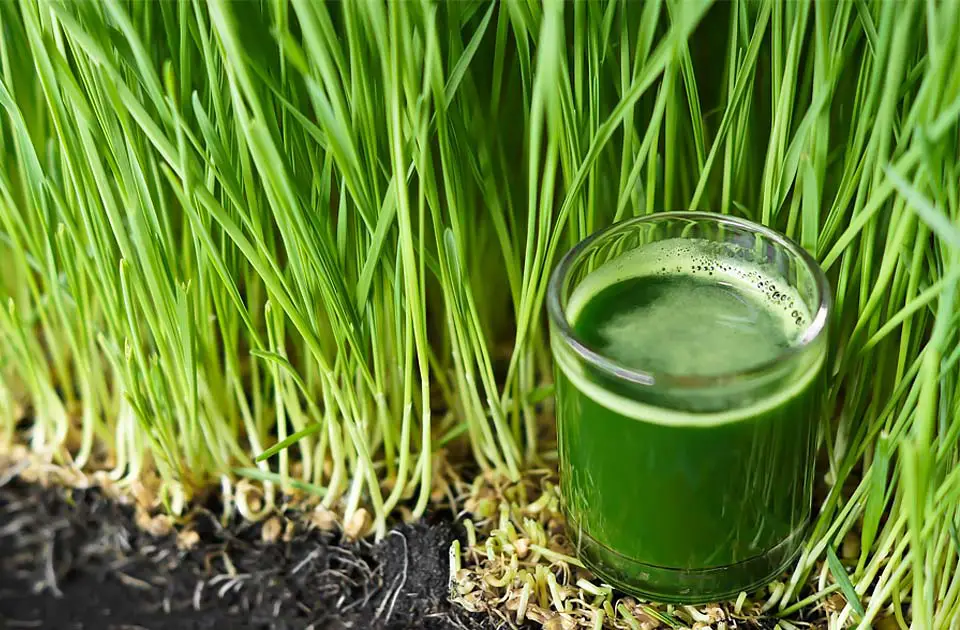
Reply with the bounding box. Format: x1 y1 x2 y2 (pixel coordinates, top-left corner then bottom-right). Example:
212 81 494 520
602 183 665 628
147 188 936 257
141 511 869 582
566 515 806 604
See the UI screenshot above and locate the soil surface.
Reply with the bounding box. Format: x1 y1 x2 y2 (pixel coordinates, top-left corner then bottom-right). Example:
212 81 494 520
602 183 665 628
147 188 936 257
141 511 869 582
0 473 502 630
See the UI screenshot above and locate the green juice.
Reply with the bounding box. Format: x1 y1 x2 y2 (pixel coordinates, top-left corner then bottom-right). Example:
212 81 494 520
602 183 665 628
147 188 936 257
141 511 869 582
553 237 826 602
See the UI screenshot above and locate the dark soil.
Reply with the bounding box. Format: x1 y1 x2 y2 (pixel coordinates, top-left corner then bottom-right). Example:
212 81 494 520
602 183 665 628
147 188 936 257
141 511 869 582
0 472 502 630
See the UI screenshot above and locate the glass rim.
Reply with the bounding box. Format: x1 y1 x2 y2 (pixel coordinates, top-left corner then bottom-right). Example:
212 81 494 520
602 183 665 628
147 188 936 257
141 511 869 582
546 211 832 389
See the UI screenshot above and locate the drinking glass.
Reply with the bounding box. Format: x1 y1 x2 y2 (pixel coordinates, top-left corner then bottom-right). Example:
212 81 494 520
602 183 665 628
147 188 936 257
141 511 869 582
547 212 831 603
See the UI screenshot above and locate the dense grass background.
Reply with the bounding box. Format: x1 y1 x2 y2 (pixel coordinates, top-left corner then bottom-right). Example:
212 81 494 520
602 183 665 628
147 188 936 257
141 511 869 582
1 0 959 624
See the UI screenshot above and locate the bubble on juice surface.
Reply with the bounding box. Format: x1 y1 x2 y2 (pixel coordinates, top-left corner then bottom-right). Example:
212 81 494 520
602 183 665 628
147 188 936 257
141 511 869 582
571 237 812 350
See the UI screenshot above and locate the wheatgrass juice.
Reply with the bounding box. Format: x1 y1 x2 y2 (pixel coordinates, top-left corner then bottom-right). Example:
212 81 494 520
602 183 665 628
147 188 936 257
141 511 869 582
550 227 828 603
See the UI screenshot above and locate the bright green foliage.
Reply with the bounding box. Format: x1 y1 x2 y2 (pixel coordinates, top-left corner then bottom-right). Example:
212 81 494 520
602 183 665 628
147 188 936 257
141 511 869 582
1 0 959 623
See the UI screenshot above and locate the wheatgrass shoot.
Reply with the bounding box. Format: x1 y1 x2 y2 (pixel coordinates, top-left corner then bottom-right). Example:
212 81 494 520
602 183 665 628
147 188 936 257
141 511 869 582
0 0 959 626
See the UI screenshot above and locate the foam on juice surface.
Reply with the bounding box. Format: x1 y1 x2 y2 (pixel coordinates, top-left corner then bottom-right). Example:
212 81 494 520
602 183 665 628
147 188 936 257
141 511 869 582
556 237 823 426
573 272 801 377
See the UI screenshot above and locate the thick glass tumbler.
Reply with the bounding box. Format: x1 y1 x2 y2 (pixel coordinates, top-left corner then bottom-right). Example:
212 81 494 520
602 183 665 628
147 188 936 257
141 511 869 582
547 212 830 603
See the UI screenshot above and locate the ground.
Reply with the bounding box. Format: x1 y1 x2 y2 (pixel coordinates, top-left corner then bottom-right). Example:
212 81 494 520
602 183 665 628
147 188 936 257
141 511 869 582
0 475 505 630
